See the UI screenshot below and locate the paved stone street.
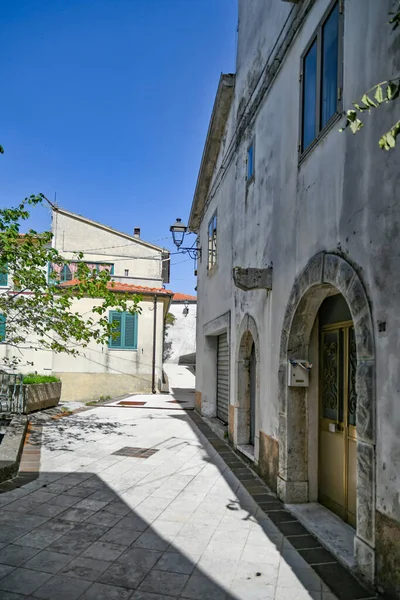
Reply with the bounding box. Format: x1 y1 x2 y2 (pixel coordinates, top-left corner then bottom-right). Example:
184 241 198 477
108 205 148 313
0 400 361 600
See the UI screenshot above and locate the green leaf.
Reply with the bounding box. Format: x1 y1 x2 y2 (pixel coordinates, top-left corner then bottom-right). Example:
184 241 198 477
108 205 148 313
0 145 4 154
387 82 399 100
350 118 363 134
362 94 377 108
387 132 396 147
374 85 384 104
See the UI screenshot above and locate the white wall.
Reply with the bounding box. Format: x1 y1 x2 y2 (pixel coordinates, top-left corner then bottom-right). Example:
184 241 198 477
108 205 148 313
52 296 165 376
165 302 197 363
52 211 164 287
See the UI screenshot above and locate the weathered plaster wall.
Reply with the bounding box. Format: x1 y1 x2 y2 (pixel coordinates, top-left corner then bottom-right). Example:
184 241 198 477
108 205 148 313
52 211 163 286
0 285 54 374
194 0 400 590
165 302 197 364
55 372 153 402
52 296 166 399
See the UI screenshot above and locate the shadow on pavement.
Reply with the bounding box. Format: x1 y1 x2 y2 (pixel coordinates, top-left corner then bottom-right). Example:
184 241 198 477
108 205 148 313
0 406 376 600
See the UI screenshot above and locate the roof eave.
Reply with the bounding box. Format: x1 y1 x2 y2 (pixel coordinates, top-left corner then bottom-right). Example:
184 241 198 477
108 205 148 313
188 73 235 232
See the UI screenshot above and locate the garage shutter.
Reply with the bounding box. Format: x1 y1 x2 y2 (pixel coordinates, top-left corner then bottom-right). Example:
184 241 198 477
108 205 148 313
217 333 229 423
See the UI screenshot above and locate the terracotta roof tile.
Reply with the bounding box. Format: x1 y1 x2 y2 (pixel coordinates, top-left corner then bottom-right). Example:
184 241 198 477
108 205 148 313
60 279 173 295
172 293 197 301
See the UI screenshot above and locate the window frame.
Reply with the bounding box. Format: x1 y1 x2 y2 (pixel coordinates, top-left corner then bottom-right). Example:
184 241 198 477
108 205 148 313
207 212 218 274
246 139 255 184
299 0 343 159
108 310 138 351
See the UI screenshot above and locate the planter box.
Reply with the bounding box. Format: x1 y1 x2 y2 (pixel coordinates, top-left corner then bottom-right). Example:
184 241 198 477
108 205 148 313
23 382 62 414
0 414 28 482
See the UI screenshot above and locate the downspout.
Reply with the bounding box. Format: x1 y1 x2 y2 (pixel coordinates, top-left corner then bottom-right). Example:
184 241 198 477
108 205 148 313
152 295 157 394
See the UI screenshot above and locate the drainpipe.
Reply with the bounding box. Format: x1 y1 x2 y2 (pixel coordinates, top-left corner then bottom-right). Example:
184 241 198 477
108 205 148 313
152 295 157 394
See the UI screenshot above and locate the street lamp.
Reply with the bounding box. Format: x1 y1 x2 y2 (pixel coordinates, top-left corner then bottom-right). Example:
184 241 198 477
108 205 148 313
170 218 201 260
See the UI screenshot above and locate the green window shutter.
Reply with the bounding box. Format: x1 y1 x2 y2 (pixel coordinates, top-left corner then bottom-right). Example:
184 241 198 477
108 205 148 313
0 267 8 287
0 315 6 341
124 313 138 349
109 311 122 348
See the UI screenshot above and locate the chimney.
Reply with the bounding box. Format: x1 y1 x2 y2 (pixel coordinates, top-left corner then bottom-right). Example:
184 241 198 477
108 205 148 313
134 227 140 238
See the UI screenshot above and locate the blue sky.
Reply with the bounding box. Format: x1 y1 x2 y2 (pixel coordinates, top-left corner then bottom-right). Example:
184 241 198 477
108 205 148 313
0 0 237 294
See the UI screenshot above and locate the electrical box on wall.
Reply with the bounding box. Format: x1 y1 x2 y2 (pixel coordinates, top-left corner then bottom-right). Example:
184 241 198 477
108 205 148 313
287 359 311 387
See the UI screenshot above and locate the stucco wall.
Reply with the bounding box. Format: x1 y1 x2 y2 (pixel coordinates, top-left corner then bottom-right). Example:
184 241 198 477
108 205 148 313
54 372 153 402
52 295 166 399
194 0 400 586
165 302 197 363
52 211 164 287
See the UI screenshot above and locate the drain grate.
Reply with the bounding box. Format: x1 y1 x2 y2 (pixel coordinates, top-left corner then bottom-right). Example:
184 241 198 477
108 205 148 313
117 401 147 406
112 446 159 458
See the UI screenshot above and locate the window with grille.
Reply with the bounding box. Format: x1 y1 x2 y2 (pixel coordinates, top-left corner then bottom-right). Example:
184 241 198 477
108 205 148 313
109 311 138 350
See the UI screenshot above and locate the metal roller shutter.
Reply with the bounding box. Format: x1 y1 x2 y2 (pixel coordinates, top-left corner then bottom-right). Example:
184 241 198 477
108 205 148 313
217 333 229 423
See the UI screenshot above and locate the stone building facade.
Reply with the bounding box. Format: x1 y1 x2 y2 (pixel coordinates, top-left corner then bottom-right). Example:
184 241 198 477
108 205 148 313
189 0 400 595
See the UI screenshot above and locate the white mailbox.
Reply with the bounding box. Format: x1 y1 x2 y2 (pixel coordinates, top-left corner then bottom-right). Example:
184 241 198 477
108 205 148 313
287 359 311 387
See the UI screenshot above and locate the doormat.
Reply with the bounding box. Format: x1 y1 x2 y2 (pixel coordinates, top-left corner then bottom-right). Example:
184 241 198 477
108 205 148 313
112 446 159 458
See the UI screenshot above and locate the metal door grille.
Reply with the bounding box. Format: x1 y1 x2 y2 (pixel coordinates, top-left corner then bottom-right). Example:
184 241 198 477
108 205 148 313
217 333 229 423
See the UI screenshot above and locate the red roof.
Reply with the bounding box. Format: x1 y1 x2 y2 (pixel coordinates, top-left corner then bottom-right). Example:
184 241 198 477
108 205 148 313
172 292 197 302
60 280 173 296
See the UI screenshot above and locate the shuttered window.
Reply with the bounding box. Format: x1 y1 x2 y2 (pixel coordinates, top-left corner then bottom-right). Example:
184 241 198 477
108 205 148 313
109 311 138 350
0 267 8 287
49 262 115 283
0 315 6 342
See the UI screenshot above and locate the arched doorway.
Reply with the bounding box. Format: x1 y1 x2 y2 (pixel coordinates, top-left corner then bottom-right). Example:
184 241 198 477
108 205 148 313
278 252 375 583
318 293 356 527
236 315 260 453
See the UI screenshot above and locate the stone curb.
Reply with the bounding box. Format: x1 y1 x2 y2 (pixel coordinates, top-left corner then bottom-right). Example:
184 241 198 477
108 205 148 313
0 413 28 483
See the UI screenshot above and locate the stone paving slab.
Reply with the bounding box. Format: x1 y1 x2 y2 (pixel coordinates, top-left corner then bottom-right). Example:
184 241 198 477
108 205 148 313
0 404 377 600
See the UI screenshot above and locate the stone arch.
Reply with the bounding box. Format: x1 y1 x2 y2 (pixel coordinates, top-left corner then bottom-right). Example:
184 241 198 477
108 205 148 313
278 252 375 582
235 314 261 448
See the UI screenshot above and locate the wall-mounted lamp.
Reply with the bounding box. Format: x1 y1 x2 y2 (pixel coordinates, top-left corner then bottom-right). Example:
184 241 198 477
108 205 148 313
170 218 201 261
183 301 189 317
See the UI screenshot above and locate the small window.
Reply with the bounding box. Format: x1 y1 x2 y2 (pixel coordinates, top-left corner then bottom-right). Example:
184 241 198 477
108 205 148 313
300 1 342 154
109 311 138 350
0 266 8 287
50 262 115 283
124 269 129 277
0 315 5 341
247 143 254 181
207 213 217 271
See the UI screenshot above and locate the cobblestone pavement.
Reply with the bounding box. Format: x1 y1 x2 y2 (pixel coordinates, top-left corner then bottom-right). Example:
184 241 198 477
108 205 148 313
0 403 368 599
